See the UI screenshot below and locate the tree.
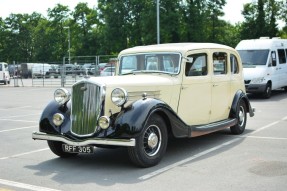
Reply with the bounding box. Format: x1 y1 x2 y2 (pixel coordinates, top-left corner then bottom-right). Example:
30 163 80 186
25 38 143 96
97 0 130 54
71 3 99 56
159 0 181 43
206 0 226 42
241 0 282 39
180 0 207 42
47 4 71 61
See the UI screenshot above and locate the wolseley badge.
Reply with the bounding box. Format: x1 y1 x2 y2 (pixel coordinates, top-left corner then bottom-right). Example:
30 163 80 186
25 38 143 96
80 86 87 91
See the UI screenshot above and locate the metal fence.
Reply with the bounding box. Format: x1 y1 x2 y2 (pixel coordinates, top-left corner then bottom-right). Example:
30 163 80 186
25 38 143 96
9 55 116 87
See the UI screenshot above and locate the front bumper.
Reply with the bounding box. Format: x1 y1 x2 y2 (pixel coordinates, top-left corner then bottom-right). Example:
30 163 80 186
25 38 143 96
32 132 136 147
245 83 266 93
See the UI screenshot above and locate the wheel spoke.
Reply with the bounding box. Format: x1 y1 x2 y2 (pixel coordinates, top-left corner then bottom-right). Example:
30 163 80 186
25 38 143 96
143 125 162 157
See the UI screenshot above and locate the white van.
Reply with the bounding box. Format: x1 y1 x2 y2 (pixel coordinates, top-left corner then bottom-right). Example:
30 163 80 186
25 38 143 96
0 62 10 85
32 63 52 78
236 37 287 98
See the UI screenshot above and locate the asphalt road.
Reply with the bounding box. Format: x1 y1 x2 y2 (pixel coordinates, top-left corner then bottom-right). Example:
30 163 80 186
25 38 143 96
0 84 287 191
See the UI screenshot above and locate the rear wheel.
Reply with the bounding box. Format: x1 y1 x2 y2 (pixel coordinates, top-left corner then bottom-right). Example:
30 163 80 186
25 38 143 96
128 114 168 167
230 100 247 135
47 141 78 158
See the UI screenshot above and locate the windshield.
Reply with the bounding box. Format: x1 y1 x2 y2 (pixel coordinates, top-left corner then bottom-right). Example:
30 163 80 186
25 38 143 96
118 53 181 75
237 50 269 67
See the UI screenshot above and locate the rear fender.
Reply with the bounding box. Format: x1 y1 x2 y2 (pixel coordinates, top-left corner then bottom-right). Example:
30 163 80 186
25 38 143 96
230 90 254 118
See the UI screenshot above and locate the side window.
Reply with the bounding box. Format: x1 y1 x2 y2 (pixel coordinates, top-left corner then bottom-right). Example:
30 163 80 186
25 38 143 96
278 49 286 64
185 53 207 76
4 64 8 72
268 51 277 67
0 64 2 71
230 54 239 74
213 52 227 75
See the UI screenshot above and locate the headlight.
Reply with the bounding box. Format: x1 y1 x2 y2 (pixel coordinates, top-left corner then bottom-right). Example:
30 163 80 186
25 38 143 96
111 88 128 107
250 77 265 84
53 113 65 126
54 88 70 105
98 116 110 129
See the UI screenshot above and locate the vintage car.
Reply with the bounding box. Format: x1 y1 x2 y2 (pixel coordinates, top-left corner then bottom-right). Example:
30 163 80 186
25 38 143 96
32 43 255 167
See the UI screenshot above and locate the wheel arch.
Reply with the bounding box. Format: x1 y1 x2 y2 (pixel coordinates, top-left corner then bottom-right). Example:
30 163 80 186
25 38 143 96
148 109 173 138
230 90 254 118
114 98 189 138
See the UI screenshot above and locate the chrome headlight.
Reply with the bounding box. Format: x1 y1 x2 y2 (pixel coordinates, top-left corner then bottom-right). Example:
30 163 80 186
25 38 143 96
111 88 128 107
54 88 70 105
53 113 65 126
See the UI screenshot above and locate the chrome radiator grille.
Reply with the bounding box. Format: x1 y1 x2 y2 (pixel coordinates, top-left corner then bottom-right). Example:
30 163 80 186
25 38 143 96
71 82 103 136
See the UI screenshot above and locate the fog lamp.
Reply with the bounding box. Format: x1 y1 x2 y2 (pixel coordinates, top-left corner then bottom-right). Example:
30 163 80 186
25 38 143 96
98 116 110 129
53 113 65 126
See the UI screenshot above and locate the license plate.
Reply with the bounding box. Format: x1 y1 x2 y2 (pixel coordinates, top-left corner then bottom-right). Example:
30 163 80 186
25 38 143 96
62 144 94 154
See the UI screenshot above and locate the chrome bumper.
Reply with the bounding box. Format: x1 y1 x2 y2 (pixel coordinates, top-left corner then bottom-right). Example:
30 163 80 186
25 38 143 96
32 132 136 147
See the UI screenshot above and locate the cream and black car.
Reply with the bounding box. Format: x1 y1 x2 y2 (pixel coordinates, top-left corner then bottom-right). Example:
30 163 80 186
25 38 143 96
32 43 255 167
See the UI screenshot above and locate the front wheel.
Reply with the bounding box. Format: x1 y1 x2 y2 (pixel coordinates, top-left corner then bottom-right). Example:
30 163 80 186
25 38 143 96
128 114 168 167
230 100 247 135
262 83 272 99
47 141 78 158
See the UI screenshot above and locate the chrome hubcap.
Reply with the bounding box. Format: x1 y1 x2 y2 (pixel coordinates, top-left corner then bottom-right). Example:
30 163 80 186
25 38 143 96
148 132 159 149
239 106 245 126
143 125 162 157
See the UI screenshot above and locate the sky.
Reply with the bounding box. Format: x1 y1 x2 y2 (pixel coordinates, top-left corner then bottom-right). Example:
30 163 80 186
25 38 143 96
0 0 252 24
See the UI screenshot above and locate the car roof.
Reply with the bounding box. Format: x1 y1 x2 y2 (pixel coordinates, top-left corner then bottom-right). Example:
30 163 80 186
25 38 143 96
119 43 234 55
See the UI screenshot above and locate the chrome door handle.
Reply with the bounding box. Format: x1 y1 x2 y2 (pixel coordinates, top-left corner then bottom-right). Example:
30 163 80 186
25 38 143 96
181 86 188 90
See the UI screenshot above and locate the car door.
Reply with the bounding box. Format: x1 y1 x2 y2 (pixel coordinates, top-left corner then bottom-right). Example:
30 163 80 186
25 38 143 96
177 51 212 125
267 50 280 89
210 51 231 122
277 49 287 88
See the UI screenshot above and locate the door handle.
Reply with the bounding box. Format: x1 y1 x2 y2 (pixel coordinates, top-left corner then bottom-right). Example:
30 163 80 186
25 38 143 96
181 86 188 90
213 84 218 87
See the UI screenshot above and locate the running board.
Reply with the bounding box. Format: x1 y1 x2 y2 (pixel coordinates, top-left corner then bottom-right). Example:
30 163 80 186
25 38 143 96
190 118 237 137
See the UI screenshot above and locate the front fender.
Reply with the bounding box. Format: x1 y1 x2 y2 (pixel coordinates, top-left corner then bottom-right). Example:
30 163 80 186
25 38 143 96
39 100 71 134
113 98 189 138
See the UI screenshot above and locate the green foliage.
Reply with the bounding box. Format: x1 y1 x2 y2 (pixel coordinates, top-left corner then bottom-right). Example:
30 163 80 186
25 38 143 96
241 0 283 39
0 0 285 64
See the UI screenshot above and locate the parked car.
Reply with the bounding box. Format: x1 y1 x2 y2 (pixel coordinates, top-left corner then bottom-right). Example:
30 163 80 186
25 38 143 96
89 65 101 76
32 43 255 167
32 63 52 78
47 65 60 78
100 66 115 76
98 63 107 71
58 64 83 75
0 62 10 85
21 63 34 78
236 37 287 98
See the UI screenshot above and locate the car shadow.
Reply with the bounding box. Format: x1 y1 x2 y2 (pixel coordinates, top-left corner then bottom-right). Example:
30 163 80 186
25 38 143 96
25 129 250 186
247 89 287 102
